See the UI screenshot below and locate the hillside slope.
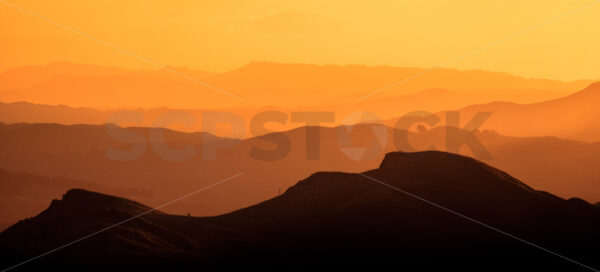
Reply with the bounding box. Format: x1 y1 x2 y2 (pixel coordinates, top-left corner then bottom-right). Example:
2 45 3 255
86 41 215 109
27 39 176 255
1 151 599 271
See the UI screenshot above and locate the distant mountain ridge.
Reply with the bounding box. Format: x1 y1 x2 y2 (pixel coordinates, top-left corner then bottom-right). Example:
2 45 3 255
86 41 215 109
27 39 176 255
0 83 571 131
443 82 600 142
1 151 599 271
0 61 592 108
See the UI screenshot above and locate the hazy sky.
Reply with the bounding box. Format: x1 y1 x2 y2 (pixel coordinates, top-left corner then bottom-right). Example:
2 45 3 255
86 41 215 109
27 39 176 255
1 0 599 81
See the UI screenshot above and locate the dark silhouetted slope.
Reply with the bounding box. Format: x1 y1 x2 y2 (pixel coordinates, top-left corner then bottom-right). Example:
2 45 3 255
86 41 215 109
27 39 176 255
3 122 600 230
0 189 258 270
2 152 600 271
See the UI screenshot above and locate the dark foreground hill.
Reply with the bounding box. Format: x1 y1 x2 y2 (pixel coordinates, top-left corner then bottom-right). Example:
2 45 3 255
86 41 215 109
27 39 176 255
1 151 600 271
4 121 600 228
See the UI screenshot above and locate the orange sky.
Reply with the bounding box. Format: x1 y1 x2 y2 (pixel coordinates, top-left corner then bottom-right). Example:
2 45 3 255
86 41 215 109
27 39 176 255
1 0 599 81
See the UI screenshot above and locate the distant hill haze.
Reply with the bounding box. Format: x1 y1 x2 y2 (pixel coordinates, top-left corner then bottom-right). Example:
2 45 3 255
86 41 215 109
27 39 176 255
2 81 599 142
2 122 600 229
1 151 599 271
439 82 600 142
0 61 591 110
0 84 573 133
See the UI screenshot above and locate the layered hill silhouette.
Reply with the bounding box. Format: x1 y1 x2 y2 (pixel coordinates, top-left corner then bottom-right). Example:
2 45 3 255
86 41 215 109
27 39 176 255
0 84 571 131
0 61 590 109
441 82 600 142
2 122 600 229
0 169 150 232
1 151 599 271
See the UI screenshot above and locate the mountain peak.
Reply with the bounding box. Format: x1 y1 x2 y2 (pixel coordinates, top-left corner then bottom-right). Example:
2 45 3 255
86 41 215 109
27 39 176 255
559 81 600 100
377 151 535 192
587 81 600 89
43 188 154 217
581 81 600 94
60 188 117 203
379 150 491 173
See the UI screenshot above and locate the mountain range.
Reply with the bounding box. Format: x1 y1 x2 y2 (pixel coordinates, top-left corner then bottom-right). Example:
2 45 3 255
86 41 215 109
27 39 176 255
2 121 600 231
3 61 600 270
0 61 592 109
3 71 600 142
1 151 599 271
